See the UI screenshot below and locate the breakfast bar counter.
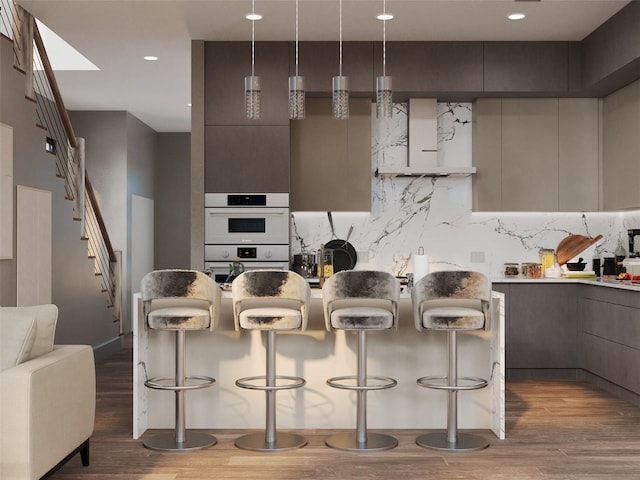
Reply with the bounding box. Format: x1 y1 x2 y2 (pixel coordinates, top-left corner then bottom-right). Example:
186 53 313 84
132 290 505 440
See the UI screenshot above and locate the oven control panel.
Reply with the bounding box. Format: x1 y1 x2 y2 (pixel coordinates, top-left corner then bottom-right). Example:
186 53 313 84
205 244 289 263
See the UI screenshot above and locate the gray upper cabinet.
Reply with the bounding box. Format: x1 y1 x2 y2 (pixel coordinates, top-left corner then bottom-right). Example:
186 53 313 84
290 98 371 211
291 42 374 94
602 80 640 210
205 126 289 193
501 98 559 211
205 42 290 126
473 98 600 212
381 42 484 95
483 42 571 93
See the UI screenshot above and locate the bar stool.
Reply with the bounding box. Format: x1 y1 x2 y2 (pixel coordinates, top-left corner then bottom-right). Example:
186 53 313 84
140 269 221 452
412 270 491 452
322 270 400 451
231 269 311 452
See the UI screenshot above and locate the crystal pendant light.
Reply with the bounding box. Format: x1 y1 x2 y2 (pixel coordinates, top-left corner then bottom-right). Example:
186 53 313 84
289 0 305 120
332 0 349 120
376 0 393 119
245 0 261 120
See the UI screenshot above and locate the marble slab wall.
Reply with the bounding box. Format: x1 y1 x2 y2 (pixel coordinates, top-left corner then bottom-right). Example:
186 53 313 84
291 102 629 279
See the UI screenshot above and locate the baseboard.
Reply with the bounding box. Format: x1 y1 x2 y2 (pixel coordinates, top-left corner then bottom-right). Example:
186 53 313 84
583 371 640 407
93 335 124 362
506 368 586 381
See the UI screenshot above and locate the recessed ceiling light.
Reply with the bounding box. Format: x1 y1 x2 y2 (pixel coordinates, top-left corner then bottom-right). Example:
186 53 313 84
508 13 526 20
245 13 263 21
144 55 158 61
377 13 393 21
187 103 192 107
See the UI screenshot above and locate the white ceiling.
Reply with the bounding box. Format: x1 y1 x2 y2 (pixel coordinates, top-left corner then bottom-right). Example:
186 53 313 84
17 0 630 132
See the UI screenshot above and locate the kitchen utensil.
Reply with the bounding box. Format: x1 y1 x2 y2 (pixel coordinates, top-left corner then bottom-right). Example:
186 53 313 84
565 257 587 271
343 225 353 247
323 212 357 272
602 257 616 276
556 234 603 266
292 253 316 278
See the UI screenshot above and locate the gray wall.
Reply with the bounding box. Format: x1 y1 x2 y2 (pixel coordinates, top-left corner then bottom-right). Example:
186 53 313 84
155 133 191 269
1 36 118 357
70 111 158 333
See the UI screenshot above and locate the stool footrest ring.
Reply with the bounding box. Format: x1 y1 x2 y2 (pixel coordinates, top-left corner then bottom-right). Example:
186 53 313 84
327 375 397 391
417 375 488 391
236 375 306 391
145 375 215 391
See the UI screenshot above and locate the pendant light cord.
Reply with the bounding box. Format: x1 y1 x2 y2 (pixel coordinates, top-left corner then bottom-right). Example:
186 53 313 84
295 0 299 77
251 0 255 77
339 0 343 77
382 0 386 77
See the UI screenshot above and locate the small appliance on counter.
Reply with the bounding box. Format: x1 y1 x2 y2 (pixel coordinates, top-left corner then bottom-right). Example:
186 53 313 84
629 229 640 258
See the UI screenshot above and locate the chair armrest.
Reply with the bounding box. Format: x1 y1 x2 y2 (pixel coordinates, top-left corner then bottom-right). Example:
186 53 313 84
1 345 96 480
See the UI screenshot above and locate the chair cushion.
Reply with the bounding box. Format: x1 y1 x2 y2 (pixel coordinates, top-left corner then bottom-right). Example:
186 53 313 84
20 304 58 360
238 307 302 330
330 307 394 330
421 307 485 330
0 309 37 370
147 306 211 330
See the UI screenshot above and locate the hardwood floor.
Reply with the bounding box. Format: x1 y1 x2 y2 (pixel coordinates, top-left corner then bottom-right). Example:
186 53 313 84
51 335 640 479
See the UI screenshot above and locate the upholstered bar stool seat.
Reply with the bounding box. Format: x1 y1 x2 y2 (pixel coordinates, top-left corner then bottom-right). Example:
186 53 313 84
232 270 311 452
412 270 491 452
141 269 221 452
322 270 400 452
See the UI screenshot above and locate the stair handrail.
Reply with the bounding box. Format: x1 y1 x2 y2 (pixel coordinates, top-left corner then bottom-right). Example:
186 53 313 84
32 19 116 264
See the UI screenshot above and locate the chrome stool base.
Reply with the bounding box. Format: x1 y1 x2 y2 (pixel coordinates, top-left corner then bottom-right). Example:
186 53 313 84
234 432 307 452
416 431 489 452
143 431 217 452
325 432 398 452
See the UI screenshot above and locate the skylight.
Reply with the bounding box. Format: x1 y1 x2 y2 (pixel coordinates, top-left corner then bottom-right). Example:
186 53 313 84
35 19 99 71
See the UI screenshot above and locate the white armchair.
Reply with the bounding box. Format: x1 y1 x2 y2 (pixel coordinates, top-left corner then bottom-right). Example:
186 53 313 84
0 305 96 480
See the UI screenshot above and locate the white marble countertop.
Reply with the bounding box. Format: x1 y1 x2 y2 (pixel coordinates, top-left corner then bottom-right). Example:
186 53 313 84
492 277 640 292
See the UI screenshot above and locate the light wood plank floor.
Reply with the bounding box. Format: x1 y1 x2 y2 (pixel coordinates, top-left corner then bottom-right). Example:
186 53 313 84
50 335 640 479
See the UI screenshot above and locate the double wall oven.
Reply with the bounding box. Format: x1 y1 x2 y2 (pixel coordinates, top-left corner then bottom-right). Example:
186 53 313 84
204 193 290 283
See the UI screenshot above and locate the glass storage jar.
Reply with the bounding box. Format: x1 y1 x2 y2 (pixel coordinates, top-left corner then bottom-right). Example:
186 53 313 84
504 263 519 277
522 262 542 278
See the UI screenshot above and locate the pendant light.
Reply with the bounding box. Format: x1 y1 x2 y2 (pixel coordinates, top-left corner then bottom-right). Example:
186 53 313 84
376 0 393 119
332 0 349 120
245 0 261 120
289 0 305 120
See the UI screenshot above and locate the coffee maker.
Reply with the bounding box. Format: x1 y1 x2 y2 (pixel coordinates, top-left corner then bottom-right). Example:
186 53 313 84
628 229 640 258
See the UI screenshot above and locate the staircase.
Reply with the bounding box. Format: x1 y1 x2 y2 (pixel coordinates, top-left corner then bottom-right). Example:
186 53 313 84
1 0 121 324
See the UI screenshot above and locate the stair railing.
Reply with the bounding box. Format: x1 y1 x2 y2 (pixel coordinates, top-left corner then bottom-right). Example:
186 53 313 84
2 1 121 325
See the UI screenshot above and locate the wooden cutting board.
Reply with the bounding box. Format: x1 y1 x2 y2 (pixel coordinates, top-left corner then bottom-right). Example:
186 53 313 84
556 234 603 266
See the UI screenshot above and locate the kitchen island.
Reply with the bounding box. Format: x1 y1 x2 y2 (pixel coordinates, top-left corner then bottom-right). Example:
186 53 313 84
132 290 505 440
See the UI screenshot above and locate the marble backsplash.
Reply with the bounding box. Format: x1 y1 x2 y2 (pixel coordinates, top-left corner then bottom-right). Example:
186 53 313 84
291 102 635 279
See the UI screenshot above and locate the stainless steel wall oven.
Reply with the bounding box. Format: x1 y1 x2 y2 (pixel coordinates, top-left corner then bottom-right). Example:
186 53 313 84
204 193 290 283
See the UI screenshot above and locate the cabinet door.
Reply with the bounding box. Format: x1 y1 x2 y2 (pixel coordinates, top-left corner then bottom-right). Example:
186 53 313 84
506 284 578 369
205 126 289 193
582 294 640 394
205 42 290 126
602 80 640 210
290 98 371 211
559 98 600 211
472 99 502 211
292 42 373 94
501 99 559 211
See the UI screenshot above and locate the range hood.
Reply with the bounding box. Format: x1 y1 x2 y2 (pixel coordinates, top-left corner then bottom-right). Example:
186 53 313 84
376 98 476 177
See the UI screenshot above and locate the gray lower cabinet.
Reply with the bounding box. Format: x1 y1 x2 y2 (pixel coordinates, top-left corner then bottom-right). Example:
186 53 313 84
581 285 640 394
205 125 289 193
495 283 579 369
